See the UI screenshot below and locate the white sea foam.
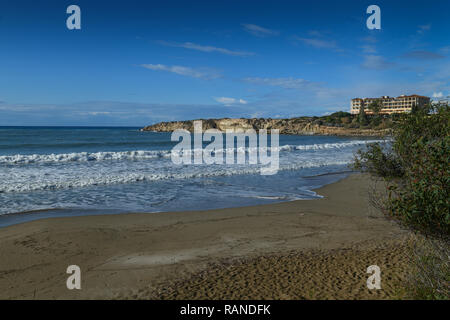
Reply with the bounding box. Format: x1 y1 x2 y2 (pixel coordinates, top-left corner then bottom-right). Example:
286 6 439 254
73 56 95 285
0 139 383 194
0 150 172 165
0 140 382 165
279 139 384 151
0 159 351 193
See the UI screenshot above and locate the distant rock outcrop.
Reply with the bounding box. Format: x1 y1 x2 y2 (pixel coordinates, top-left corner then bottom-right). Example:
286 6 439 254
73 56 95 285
141 117 389 136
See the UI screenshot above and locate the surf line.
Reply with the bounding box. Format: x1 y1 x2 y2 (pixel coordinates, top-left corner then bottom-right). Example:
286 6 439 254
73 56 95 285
170 120 279 175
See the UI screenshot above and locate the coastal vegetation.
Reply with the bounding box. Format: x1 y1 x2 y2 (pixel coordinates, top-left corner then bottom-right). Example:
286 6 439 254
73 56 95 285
142 111 397 136
352 103 450 299
315 109 394 130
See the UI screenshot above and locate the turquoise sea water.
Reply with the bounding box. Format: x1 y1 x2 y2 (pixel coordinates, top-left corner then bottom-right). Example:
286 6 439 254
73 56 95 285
0 126 381 227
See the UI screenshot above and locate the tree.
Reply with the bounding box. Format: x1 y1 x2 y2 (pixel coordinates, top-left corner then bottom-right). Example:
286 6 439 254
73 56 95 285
368 99 383 115
411 103 420 114
358 103 368 126
368 99 383 126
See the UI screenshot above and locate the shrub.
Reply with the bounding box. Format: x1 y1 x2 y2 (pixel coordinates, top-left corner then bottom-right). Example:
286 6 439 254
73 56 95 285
353 143 403 178
352 103 449 299
353 104 449 236
407 235 449 300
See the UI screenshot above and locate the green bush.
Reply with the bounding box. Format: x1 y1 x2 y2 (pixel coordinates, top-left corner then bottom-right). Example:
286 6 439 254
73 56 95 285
353 143 403 178
353 104 450 237
353 104 449 300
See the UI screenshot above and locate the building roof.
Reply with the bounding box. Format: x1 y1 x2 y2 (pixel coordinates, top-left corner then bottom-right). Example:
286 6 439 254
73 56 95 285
405 94 430 99
351 94 429 101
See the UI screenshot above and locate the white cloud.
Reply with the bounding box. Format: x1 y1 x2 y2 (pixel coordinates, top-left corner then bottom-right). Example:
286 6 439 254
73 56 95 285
360 44 376 54
361 55 394 70
307 30 323 37
0 100 261 126
440 46 450 54
294 37 337 49
417 24 431 34
84 111 111 116
242 24 279 37
359 36 378 54
214 97 248 106
432 92 443 98
402 50 444 60
158 41 255 57
243 77 321 90
140 64 220 80
361 36 377 43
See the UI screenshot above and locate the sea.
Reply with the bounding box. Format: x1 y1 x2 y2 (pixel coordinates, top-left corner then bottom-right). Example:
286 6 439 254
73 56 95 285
0 126 381 227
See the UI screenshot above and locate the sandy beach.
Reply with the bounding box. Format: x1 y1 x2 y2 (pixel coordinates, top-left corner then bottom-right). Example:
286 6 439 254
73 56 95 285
0 174 413 300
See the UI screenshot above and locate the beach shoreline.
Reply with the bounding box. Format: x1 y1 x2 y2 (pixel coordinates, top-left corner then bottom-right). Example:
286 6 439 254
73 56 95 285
0 170 353 228
0 173 412 299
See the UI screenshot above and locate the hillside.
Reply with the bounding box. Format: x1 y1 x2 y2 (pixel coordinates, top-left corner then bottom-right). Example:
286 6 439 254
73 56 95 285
141 112 392 136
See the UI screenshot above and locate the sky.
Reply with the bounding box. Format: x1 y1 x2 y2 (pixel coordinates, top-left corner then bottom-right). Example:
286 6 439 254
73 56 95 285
0 0 449 126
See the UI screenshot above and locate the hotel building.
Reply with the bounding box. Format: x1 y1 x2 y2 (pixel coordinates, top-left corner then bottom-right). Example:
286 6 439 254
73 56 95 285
350 95 430 115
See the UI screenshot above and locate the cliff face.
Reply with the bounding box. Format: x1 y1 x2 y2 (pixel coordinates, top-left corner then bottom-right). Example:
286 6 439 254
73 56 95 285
141 118 389 136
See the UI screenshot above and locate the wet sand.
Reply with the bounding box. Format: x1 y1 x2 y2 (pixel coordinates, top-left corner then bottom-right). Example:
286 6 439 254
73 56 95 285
0 174 412 299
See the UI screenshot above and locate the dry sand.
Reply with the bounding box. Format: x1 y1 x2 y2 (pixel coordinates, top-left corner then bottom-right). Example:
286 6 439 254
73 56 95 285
0 173 413 299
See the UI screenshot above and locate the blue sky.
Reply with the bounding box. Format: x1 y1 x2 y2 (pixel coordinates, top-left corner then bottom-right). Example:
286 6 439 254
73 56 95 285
0 0 449 126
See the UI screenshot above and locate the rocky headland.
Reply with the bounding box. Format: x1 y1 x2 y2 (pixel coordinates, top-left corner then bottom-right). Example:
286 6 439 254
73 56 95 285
141 117 390 136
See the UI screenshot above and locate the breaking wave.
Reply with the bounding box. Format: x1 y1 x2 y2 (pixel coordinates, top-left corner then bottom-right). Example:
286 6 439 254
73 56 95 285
0 140 383 165
0 159 350 193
